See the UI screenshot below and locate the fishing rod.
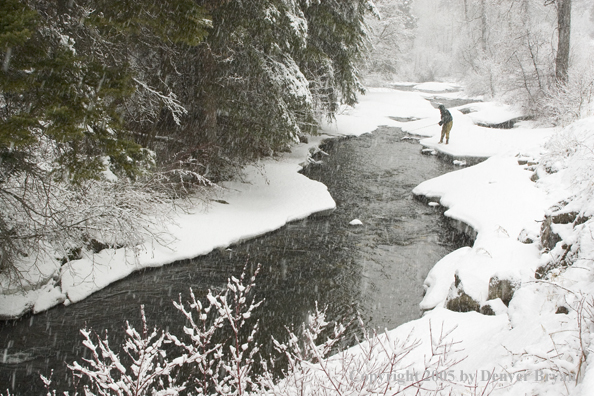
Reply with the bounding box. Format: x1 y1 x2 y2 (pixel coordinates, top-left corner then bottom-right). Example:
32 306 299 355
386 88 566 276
406 123 436 132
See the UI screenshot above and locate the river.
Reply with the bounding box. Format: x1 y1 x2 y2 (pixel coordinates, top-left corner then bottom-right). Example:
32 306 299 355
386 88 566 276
0 124 465 394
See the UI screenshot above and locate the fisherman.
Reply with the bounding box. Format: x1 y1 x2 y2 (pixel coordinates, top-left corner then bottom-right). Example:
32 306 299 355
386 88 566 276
437 104 453 144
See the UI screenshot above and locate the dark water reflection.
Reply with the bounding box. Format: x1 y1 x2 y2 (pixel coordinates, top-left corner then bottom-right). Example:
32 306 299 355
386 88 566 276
0 126 459 394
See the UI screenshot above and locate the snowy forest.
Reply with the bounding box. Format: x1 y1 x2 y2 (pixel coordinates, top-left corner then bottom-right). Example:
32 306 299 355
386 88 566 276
2 0 593 285
368 0 594 123
1 0 373 278
3 0 594 395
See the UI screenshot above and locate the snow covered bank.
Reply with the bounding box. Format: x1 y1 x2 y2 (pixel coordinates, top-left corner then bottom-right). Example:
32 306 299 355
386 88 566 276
396 101 554 160
284 84 593 395
0 87 430 319
413 156 553 312
390 89 594 395
0 137 337 318
457 101 526 126
413 82 461 92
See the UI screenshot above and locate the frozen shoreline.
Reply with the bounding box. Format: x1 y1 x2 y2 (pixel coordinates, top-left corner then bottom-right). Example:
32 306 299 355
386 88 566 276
0 86 437 319
3 83 594 395
0 136 339 319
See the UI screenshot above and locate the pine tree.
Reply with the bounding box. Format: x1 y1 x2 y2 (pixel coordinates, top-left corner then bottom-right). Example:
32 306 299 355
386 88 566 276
0 0 210 278
76 0 211 158
176 0 375 167
1 0 211 179
1 0 143 181
0 0 375 281
201 0 315 157
299 0 375 117
156 0 317 173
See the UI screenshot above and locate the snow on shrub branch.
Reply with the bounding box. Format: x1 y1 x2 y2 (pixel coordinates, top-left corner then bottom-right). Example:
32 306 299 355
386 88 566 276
27 265 489 396
540 117 594 216
132 78 188 126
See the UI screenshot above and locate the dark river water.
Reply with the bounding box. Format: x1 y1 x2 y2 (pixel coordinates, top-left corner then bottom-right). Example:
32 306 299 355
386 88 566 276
0 125 461 394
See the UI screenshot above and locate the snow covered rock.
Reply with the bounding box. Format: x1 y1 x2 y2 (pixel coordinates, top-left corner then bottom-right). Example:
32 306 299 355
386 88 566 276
445 273 481 313
518 228 538 244
536 208 590 279
540 214 564 251
487 275 520 306
349 219 363 226
480 298 508 316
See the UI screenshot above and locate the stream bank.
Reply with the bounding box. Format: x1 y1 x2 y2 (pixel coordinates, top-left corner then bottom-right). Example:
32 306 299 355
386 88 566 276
0 126 463 394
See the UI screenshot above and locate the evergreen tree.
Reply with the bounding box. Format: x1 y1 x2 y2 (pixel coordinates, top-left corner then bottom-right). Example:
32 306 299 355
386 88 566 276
195 0 315 160
299 0 375 116
1 0 211 179
2 0 143 181
0 0 210 277
398 0 417 30
161 0 375 173
0 0 375 282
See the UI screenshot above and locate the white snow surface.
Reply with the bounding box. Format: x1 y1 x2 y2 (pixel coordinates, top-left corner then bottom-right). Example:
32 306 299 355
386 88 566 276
320 87 436 137
413 82 461 92
4 84 594 395
0 137 337 317
457 101 525 125
411 153 557 322
306 86 594 395
396 101 555 159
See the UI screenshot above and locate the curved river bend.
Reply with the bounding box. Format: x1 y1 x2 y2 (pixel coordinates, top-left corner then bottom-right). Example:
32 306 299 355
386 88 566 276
0 126 462 394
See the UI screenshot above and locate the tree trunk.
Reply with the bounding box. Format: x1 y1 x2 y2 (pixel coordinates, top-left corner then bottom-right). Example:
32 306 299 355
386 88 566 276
555 0 571 84
480 0 487 52
199 46 218 143
521 0 530 25
463 0 468 21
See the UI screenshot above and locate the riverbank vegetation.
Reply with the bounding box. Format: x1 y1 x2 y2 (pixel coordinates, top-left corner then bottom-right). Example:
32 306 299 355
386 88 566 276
23 268 473 396
0 0 374 284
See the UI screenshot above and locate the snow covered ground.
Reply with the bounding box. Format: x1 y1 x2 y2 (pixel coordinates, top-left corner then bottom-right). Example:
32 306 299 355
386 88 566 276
320 86 436 136
3 83 594 395
0 137 337 318
308 84 594 395
399 104 553 159
337 86 594 396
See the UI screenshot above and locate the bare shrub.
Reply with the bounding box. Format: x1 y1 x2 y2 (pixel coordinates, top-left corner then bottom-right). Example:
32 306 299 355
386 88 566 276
31 267 475 396
533 72 594 126
0 136 214 289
